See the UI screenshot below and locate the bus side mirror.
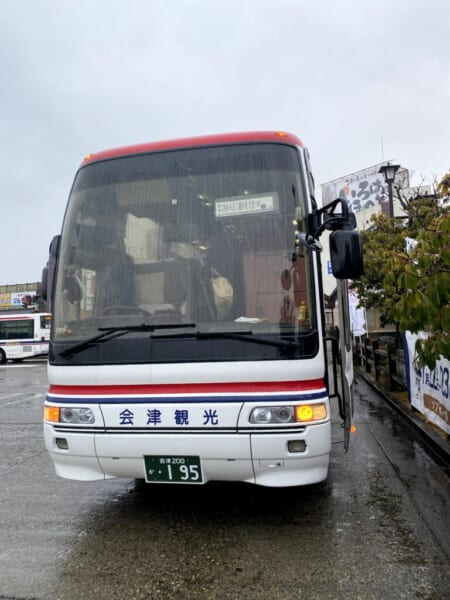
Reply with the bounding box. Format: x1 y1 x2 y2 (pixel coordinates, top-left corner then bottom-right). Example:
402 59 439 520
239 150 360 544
329 229 364 279
41 267 48 301
41 235 61 308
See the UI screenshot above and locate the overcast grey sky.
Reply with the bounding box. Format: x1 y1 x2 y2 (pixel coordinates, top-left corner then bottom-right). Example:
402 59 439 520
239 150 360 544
1 0 449 284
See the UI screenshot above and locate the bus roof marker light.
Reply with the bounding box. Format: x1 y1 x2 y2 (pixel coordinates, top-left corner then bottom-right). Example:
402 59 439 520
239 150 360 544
274 131 288 138
84 153 94 161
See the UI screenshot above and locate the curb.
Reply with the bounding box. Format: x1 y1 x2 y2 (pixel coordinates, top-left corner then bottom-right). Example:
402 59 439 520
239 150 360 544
355 367 450 470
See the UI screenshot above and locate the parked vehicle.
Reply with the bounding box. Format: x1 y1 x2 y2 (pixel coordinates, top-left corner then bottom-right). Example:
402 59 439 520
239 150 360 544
42 131 363 486
0 311 51 363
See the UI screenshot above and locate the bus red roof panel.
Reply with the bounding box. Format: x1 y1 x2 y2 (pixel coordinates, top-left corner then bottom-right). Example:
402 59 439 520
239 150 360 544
80 131 304 166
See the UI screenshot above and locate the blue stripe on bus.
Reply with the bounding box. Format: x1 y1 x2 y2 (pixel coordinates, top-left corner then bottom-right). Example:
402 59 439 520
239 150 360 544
46 390 328 404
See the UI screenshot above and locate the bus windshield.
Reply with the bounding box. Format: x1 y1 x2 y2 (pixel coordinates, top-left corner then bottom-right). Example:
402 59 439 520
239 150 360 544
53 142 318 363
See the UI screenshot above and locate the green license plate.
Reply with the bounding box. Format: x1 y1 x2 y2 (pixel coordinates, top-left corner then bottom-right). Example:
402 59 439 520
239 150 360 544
144 455 203 484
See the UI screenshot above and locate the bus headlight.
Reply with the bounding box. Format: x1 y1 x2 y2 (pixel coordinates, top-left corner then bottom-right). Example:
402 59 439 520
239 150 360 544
249 404 327 424
250 407 273 424
44 405 95 424
61 407 95 424
249 406 294 424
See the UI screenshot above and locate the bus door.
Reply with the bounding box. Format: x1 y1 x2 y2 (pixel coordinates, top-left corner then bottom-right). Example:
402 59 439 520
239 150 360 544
300 198 363 452
336 279 353 451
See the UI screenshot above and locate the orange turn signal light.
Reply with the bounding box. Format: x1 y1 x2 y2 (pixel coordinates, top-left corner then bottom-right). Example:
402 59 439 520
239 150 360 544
295 403 327 422
296 405 314 421
44 406 60 422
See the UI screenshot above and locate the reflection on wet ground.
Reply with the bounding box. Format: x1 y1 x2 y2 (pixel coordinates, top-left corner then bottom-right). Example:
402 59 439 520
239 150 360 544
51 481 337 599
49 460 449 600
48 395 450 600
354 377 450 561
355 376 447 469
1 364 449 599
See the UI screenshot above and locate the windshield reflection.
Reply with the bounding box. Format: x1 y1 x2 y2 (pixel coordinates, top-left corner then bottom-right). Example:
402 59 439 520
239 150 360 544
53 143 316 362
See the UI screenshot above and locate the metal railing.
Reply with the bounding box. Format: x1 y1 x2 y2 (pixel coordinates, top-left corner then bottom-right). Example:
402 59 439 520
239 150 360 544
354 337 407 391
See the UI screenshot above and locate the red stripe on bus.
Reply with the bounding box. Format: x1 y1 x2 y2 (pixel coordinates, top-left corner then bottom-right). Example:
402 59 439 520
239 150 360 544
81 131 303 165
0 316 33 321
49 379 325 396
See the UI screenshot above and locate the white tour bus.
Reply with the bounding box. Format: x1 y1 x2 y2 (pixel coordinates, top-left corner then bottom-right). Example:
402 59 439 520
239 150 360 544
0 311 51 363
42 131 363 487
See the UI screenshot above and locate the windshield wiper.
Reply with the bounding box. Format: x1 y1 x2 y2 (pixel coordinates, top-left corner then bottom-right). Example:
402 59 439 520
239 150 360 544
59 324 303 358
59 323 196 357
196 330 302 350
152 329 302 350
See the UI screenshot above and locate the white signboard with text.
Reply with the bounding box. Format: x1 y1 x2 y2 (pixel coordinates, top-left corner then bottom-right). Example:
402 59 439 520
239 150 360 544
348 286 366 337
321 164 409 214
404 332 450 435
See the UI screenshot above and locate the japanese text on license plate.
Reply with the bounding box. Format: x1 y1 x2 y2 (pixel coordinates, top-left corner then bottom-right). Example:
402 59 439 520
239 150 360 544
144 455 203 484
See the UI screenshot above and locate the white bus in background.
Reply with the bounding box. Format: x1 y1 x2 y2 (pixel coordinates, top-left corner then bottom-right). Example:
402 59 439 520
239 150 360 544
0 311 51 363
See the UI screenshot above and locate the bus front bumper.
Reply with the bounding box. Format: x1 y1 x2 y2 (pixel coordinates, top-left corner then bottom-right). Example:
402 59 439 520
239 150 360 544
44 422 331 487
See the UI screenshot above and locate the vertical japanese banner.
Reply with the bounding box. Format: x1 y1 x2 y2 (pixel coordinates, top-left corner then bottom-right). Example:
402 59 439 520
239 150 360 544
348 284 366 337
404 332 450 435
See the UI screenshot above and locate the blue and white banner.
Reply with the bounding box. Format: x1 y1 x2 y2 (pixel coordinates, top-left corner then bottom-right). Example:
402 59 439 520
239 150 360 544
404 332 450 435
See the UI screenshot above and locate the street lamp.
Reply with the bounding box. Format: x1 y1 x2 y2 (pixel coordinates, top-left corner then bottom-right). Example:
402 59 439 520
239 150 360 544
378 162 400 217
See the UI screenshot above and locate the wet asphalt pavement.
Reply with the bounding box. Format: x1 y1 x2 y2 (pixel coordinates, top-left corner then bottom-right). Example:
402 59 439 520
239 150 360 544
0 361 448 600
